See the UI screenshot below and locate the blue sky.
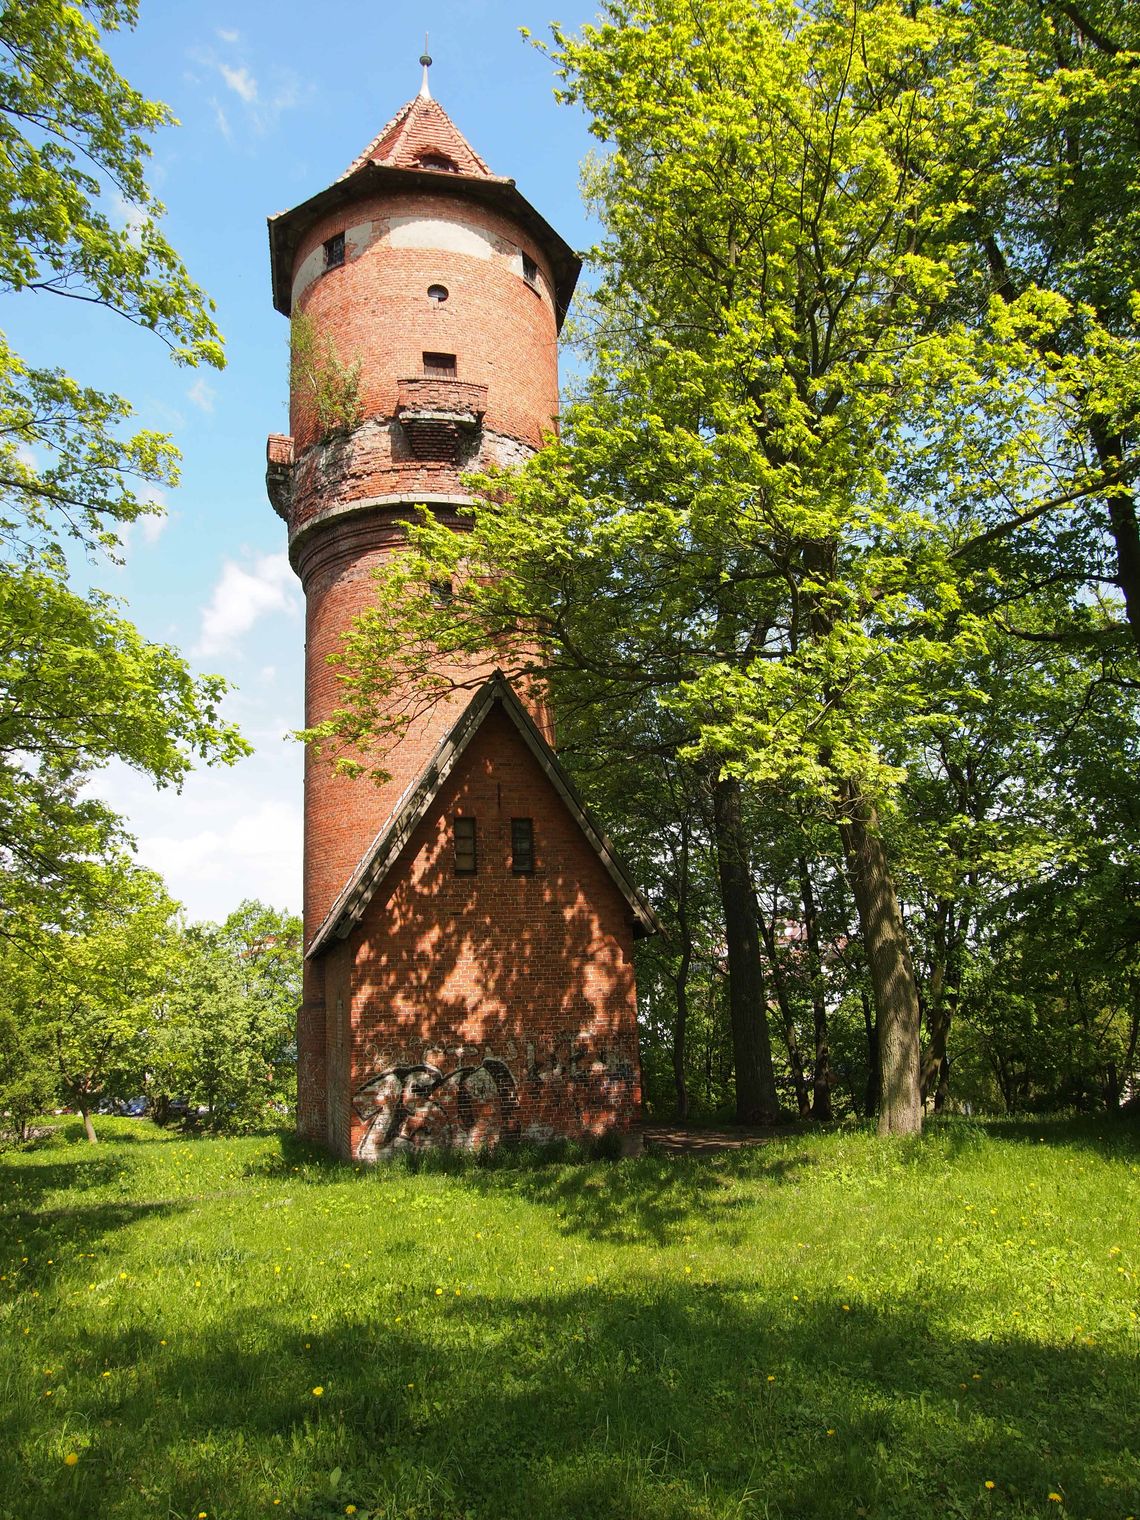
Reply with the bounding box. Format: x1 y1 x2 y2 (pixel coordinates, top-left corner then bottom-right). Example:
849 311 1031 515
9 1 601 923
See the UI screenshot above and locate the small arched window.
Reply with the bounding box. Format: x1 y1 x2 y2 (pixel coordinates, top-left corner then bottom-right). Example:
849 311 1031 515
419 153 458 173
427 284 449 303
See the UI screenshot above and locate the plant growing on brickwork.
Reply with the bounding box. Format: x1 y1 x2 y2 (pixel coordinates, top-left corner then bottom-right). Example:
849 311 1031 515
289 310 363 437
0 0 247 944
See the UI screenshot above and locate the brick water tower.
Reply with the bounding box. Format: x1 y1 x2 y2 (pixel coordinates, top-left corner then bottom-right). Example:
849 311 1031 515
265 59 656 1159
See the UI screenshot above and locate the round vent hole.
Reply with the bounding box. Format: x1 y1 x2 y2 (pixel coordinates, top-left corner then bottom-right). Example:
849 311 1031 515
428 284 449 303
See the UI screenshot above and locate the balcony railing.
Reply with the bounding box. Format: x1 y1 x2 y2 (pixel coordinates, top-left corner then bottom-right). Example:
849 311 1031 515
395 377 488 462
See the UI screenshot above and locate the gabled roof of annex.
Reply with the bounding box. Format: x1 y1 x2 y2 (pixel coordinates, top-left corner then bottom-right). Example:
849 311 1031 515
306 671 660 959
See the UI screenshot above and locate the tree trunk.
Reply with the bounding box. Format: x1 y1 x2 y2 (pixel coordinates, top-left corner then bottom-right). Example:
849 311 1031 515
1090 421 1140 653
758 905 810 1117
837 780 922 1135
80 1105 97 1144
712 775 780 1124
672 948 692 1124
671 823 693 1122
861 989 878 1118
798 854 833 1120
922 909 963 1115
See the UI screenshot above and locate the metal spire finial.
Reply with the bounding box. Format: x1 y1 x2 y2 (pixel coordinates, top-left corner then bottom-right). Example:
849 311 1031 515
419 34 432 100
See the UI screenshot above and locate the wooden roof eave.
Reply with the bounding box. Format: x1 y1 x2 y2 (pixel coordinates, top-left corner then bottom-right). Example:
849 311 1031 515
267 164 581 329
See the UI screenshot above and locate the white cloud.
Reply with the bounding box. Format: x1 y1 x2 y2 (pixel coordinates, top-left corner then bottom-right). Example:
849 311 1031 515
112 192 148 247
111 487 167 558
195 551 299 657
187 376 216 413
269 80 300 114
92 758 304 922
192 41 309 141
139 486 168 546
220 62 258 103
146 797 303 914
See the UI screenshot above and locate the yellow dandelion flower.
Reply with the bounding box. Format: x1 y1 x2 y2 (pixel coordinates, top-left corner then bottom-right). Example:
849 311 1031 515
1048 1495 1063 1503
435 1287 443 1296
985 1481 995 1490
312 1385 324 1397
826 1429 835 1437
346 1508 357 1516
64 1453 79 1467
767 1375 776 1384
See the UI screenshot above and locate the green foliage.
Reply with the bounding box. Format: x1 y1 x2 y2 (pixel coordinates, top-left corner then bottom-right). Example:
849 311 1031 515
150 902 302 1131
0 565 244 929
0 0 222 365
0 1118 1136 1517
0 1000 55 1145
24 859 180 1138
0 0 247 945
289 310 363 437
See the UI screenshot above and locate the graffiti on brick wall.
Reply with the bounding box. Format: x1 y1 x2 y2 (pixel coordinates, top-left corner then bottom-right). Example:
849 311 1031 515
353 1056 519 1160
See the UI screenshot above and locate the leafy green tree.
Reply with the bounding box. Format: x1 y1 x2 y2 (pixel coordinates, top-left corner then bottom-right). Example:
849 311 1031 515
40 858 179 1142
0 959 56 1143
955 0 1140 649
0 0 245 939
151 902 301 1131
309 0 1030 1134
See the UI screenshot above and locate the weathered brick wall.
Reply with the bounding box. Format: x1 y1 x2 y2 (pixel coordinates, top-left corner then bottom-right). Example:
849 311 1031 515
289 190 559 461
337 706 643 1160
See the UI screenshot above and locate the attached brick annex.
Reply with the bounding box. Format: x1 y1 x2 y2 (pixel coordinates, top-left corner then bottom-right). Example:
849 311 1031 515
265 70 656 1159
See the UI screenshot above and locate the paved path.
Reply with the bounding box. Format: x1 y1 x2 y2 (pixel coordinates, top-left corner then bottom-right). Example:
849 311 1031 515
635 1122 799 1155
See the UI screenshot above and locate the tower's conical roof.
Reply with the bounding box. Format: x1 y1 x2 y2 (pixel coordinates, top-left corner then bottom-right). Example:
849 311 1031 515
340 93 498 182
268 87 581 328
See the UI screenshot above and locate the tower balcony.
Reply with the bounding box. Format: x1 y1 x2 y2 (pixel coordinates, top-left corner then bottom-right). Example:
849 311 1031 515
395 377 488 460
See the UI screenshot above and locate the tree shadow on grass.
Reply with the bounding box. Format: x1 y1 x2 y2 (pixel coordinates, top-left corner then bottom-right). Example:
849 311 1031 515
240 1130 760 1247
974 1112 1140 1161
1 1152 135 1198
3 1279 1136 1520
453 1147 822 1247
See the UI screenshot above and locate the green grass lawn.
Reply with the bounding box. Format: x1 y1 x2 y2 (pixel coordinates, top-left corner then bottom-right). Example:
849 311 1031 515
0 1117 1137 1520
